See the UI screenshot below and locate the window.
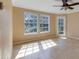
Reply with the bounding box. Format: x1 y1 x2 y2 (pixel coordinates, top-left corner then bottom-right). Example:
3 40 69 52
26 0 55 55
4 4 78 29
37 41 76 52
24 13 50 35
24 13 38 34
40 15 50 33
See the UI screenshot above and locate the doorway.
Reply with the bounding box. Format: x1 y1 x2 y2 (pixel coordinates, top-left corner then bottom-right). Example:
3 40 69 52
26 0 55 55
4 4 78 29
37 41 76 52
57 16 66 37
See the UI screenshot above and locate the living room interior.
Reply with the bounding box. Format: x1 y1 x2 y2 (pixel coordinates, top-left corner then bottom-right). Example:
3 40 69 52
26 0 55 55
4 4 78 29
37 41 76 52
1 0 79 59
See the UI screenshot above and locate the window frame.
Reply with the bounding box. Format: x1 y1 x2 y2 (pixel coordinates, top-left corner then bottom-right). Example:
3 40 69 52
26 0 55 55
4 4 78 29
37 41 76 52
24 12 38 35
39 14 50 33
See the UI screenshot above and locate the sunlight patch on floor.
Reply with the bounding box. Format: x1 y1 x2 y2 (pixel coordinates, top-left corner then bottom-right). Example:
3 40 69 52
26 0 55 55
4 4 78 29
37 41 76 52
15 39 57 59
41 39 57 50
15 42 39 59
59 37 67 39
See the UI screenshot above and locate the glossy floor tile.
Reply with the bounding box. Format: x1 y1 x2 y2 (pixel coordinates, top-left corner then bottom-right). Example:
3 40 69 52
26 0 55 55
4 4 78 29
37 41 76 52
12 38 79 59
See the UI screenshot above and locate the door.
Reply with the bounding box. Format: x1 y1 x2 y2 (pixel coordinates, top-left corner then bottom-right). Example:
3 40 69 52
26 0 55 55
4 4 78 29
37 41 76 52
57 16 66 36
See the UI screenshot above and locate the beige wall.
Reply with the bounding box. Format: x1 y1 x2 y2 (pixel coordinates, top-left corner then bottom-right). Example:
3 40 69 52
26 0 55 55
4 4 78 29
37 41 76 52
13 7 57 45
0 0 12 59
0 11 2 59
67 12 79 39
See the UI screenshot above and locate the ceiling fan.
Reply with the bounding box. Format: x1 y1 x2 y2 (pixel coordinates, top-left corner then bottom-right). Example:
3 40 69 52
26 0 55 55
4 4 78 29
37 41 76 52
53 0 79 10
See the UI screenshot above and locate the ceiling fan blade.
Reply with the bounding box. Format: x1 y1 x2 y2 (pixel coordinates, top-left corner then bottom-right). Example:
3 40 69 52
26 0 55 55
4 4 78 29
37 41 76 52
68 6 74 9
65 0 68 2
69 2 79 6
62 0 68 7
62 0 68 3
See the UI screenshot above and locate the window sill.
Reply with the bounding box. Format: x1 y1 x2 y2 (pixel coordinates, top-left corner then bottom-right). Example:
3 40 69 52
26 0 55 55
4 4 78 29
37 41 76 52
24 32 38 35
24 31 50 36
40 31 50 34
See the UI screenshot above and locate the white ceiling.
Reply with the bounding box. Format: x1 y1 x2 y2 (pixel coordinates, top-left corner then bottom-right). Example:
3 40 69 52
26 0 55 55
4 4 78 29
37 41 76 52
12 0 79 14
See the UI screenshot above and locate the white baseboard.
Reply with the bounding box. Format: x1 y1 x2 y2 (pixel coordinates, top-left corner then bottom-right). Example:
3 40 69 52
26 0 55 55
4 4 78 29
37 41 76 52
68 36 79 40
13 34 57 45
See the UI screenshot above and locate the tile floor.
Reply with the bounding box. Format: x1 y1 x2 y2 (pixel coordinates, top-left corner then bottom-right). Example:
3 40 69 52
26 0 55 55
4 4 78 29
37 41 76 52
12 38 79 59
